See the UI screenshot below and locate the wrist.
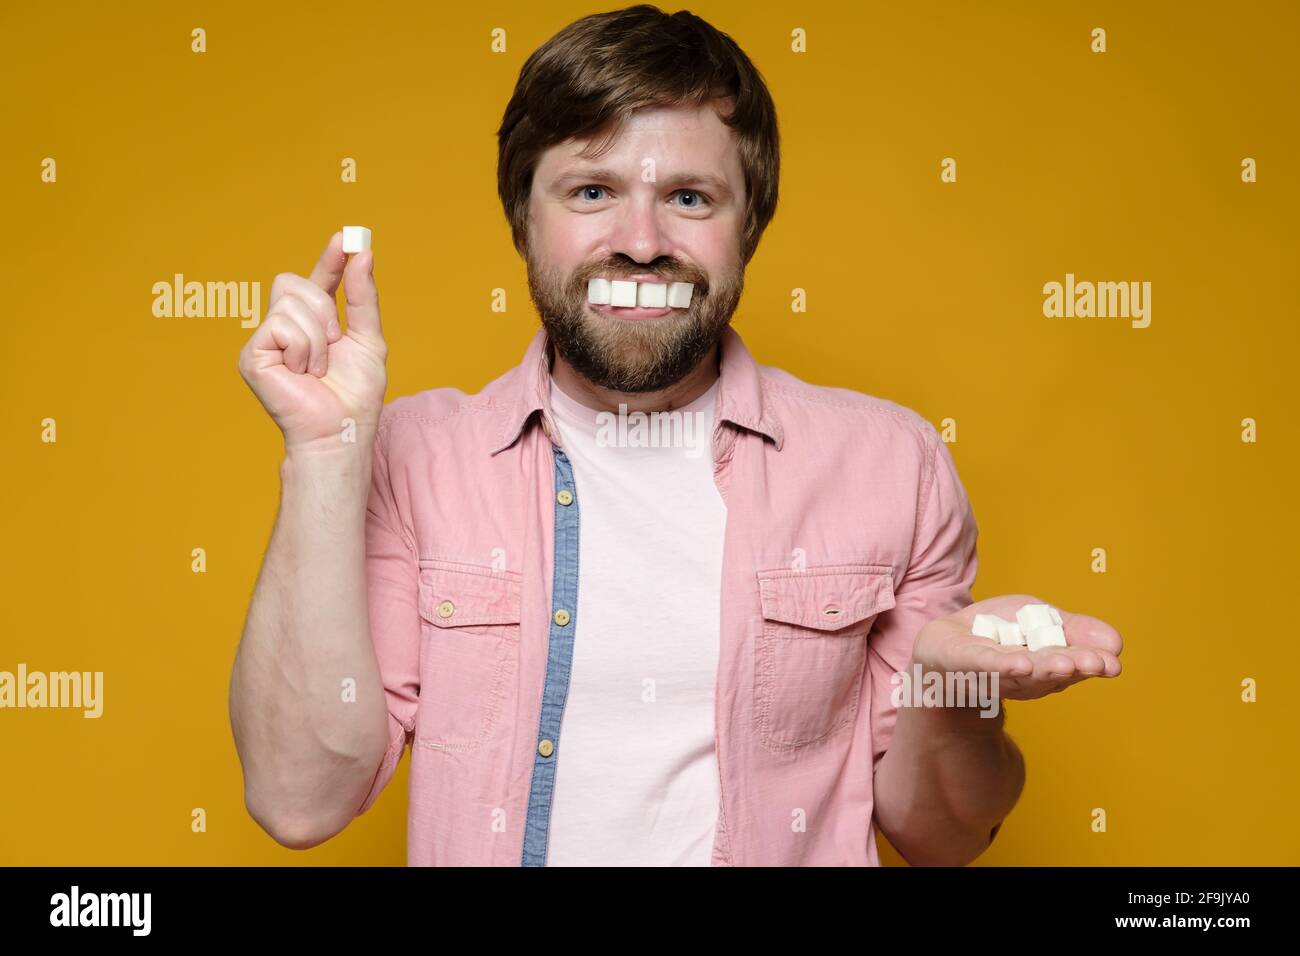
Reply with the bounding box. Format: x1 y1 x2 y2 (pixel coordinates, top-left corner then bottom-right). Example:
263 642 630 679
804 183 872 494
900 657 1007 735
280 439 374 492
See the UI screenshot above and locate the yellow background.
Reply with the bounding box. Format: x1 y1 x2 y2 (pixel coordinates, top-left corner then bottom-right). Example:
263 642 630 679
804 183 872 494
2 0 1296 865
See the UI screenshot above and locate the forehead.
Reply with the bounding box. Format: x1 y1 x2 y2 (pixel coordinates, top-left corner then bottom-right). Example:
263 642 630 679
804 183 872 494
537 99 741 177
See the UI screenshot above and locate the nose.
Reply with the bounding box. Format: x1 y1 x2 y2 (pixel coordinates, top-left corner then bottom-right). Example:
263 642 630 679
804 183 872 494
606 192 673 268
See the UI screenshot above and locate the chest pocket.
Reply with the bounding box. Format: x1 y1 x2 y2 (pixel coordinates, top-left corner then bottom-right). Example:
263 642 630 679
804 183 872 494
754 564 896 751
415 560 522 753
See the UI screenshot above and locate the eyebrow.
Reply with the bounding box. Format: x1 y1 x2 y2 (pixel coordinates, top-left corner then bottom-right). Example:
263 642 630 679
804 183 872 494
551 166 735 202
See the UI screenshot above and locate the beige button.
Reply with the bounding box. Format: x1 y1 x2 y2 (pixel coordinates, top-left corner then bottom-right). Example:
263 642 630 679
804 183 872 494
538 739 554 757
553 608 571 626
436 600 455 619
556 489 573 506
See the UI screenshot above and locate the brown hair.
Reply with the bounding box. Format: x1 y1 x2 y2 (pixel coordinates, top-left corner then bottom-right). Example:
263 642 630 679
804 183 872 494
496 5 780 267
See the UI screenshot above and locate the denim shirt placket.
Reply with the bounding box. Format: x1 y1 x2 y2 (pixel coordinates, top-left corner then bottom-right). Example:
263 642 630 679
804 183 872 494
520 429 580 866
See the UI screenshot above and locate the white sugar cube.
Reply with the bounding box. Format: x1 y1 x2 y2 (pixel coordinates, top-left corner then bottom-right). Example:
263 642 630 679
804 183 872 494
1016 604 1056 635
1026 623 1067 651
667 282 694 309
610 280 638 307
972 614 1003 639
996 621 1026 646
637 282 668 308
587 278 612 305
342 226 371 253
1049 606 1062 625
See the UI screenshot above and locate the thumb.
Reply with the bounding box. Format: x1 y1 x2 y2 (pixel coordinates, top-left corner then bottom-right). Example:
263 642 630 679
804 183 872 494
342 247 383 342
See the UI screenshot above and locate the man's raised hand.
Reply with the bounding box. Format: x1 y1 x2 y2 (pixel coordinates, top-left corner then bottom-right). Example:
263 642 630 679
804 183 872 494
237 230 388 456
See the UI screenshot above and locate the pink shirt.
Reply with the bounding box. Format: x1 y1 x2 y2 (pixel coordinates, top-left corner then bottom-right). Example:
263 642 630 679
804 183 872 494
356 325 979 865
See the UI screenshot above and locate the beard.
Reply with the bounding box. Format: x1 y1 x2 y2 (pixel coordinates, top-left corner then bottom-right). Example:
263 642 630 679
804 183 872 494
524 243 743 394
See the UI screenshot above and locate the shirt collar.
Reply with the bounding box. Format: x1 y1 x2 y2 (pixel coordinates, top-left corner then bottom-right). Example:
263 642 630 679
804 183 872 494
489 325 784 455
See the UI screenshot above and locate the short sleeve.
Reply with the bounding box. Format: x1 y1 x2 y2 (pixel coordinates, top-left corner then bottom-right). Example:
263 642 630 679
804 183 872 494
866 427 979 773
354 422 420 816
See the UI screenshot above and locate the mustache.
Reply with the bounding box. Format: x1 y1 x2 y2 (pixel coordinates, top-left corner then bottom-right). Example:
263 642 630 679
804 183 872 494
583 260 702 278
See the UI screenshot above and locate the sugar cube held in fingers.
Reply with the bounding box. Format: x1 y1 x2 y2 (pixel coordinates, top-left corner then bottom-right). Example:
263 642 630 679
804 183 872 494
342 226 371 253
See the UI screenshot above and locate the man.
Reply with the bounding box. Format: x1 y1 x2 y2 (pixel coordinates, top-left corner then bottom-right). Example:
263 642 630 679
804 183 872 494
230 5 1122 866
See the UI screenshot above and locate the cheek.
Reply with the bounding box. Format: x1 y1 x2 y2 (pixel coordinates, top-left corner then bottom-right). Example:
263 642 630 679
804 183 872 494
688 227 740 275
532 221 592 275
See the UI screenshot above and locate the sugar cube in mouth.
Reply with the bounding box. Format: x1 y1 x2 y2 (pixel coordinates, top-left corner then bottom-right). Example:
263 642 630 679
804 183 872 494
609 280 638 307
637 282 668 308
586 278 695 309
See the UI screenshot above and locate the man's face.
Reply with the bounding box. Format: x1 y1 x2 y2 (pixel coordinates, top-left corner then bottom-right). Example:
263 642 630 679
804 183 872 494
524 99 747 393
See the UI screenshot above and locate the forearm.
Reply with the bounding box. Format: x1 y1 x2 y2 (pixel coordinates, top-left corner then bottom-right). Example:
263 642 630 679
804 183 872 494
229 443 390 848
873 690 1025 866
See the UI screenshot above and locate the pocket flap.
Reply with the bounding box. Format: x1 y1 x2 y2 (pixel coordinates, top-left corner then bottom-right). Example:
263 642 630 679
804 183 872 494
418 561 522 628
757 564 896 631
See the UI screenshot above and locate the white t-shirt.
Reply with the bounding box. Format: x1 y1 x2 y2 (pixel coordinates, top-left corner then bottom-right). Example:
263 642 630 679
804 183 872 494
544 375 727 866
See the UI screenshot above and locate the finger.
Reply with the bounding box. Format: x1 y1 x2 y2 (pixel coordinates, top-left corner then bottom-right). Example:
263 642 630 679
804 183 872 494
307 230 347 297
1066 651 1122 681
1060 611 1123 656
260 313 311 374
1095 649 1122 678
342 247 384 341
931 630 1016 676
268 273 342 343
967 639 1034 676
273 294 329 377
1032 650 1077 679
1055 645 1109 676
1001 670 1077 699
1067 646 1122 677
969 643 1034 679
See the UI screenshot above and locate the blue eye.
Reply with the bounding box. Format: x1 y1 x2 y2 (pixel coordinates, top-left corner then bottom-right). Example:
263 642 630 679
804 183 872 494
674 190 709 209
571 186 711 208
